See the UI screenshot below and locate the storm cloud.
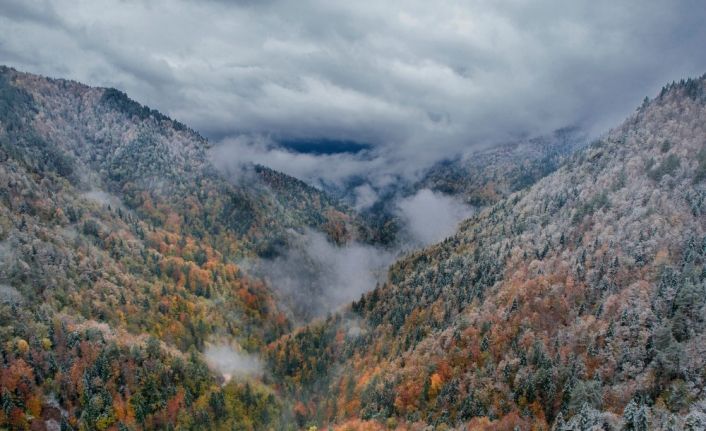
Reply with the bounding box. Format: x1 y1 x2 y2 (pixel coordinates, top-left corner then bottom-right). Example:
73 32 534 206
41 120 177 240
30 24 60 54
2 0 706 183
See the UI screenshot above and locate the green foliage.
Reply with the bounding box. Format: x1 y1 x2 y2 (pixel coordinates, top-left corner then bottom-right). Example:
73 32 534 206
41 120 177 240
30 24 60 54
0 67 305 429
3 65 706 431
360 377 396 420
659 74 706 101
101 87 190 132
265 72 706 429
647 154 681 181
694 148 706 183
0 70 77 182
568 380 602 414
622 399 649 431
420 127 587 207
572 191 610 224
612 170 628 191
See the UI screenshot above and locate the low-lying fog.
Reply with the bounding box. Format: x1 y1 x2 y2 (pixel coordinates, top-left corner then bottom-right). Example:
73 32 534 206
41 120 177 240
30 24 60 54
253 188 474 322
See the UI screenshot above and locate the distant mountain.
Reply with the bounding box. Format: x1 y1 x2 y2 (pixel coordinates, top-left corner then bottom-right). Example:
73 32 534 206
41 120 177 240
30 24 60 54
266 75 706 429
324 127 588 247
419 126 588 206
0 66 373 429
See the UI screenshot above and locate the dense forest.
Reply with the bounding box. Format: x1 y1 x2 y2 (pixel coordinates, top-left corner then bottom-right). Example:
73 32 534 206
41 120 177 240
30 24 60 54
1 65 705 430
0 65 374 430
266 76 706 430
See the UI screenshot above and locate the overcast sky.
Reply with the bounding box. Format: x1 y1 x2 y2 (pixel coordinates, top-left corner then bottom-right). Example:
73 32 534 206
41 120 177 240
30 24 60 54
2 0 706 188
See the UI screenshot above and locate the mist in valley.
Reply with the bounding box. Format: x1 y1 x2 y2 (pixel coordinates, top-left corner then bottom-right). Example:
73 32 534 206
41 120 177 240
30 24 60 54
252 188 474 323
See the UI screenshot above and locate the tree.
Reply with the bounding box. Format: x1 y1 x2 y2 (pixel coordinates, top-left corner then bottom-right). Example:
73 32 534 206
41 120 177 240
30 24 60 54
568 380 602 414
622 399 648 431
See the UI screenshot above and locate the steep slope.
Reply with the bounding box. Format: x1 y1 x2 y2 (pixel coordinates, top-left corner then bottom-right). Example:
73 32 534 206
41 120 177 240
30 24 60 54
0 66 373 430
266 76 706 429
2 67 371 253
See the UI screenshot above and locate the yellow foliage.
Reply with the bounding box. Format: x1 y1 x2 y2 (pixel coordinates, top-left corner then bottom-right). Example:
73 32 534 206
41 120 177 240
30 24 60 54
26 395 42 417
95 413 115 430
16 338 29 354
41 337 52 350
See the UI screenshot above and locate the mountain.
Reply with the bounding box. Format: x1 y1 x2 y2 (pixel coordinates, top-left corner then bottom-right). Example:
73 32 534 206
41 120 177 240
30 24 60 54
321 127 588 250
418 126 588 207
265 76 706 429
0 65 378 430
2 64 705 431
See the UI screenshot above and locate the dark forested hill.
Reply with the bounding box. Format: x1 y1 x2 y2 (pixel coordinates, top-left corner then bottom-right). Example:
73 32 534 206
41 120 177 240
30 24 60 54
266 76 706 430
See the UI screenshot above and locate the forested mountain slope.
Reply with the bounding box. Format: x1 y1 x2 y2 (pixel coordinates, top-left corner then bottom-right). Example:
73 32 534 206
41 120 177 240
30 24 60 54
0 66 375 430
267 76 706 430
1 66 372 253
339 127 587 247
419 127 587 207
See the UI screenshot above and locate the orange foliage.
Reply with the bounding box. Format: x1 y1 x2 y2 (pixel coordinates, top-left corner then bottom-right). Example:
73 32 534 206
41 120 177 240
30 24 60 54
188 265 212 290
223 263 240 281
238 288 259 310
428 373 444 399
113 395 130 423
465 410 532 431
293 401 309 424
26 395 42 417
166 390 186 424
435 360 452 381
1 358 34 392
394 377 423 413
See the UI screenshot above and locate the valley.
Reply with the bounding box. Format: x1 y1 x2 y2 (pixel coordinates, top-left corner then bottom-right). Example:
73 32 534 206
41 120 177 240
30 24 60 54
0 66 705 430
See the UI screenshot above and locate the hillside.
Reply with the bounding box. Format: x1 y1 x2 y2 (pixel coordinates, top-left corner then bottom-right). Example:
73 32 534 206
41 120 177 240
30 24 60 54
266 76 706 429
0 66 376 430
328 127 587 248
419 127 587 207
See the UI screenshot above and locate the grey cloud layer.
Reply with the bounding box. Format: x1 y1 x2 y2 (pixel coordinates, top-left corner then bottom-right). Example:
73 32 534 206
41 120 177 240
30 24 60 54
2 0 705 164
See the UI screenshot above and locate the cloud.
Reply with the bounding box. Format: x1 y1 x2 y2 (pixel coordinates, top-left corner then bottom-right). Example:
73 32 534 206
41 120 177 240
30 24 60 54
209 134 383 189
255 229 397 322
254 189 473 321
2 0 705 186
81 189 123 207
204 344 262 381
395 188 474 246
353 184 379 211
4 1 702 319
